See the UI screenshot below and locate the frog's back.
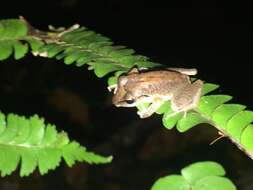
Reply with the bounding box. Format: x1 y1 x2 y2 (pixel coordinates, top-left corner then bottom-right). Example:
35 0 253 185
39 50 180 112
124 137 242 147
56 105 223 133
126 70 190 96
138 70 186 81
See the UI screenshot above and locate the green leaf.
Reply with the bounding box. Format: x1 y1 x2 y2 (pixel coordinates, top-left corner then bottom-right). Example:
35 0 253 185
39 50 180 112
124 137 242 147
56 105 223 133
118 55 148 67
0 114 19 143
37 148 61 175
181 161 225 185
40 124 58 146
0 19 27 38
162 109 183 129
0 112 112 176
241 124 253 154
93 61 124 78
151 175 190 190
75 53 99 66
193 176 236 190
38 43 64 58
88 41 113 49
201 83 219 96
19 148 38 176
176 112 208 132
13 41 29 59
64 51 84 65
156 101 170 115
79 146 113 164
211 104 246 130
109 49 135 59
107 76 118 87
107 71 126 87
0 146 20 177
25 115 44 145
62 142 112 166
199 95 232 117
226 111 253 141
25 37 44 52
12 115 30 144
0 41 13 60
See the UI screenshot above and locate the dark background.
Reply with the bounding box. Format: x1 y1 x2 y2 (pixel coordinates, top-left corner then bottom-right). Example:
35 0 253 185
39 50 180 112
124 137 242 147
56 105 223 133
0 0 253 190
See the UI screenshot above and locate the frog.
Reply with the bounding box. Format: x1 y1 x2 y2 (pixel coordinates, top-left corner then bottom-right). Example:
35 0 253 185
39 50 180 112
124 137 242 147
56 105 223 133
109 67 203 118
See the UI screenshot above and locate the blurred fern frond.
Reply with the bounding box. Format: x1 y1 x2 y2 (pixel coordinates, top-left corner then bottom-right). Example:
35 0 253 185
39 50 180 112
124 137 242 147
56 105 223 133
0 112 112 177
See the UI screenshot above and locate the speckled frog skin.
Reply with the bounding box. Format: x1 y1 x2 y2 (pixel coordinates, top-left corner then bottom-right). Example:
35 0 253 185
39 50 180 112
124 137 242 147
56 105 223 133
111 68 203 118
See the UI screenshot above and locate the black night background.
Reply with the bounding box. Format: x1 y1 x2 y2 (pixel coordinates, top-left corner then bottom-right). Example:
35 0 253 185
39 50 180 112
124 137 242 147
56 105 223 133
0 1 253 190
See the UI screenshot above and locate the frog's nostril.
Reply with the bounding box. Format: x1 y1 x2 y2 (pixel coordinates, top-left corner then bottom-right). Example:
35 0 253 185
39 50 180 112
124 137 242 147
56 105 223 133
125 99 135 104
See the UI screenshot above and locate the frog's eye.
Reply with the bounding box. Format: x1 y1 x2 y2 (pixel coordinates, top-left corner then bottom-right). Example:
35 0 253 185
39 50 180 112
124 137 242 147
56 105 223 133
125 99 135 104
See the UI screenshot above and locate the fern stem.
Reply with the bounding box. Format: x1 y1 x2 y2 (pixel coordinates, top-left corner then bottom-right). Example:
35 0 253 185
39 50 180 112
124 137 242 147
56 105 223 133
197 111 253 159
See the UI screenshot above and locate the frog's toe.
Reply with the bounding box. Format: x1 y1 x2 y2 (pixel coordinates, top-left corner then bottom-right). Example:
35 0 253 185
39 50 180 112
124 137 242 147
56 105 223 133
107 84 117 93
137 110 152 118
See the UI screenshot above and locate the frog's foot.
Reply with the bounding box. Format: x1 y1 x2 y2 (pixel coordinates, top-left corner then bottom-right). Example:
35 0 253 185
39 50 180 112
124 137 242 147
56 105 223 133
137 110 153 118
107 84 117 94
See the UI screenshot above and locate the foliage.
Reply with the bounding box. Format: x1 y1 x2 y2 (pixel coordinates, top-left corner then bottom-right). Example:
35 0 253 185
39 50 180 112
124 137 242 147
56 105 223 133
0 18 160 77
0 112 112 177
0 17 249 189
151 161 237 190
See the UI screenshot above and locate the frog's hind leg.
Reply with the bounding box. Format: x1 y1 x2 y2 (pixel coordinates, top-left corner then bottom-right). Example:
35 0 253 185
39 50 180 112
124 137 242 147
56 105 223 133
167 68 198 76
171 79 203 114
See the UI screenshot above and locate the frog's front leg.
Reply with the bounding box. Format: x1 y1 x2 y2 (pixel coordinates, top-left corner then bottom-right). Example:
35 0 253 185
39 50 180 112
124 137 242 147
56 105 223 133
137 97 164 118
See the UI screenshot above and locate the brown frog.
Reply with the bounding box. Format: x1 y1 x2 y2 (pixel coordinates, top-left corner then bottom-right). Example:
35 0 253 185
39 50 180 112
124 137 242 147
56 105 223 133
110 67 203 118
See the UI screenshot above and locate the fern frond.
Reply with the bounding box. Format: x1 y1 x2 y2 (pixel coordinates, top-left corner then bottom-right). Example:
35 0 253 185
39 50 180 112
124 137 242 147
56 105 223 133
151 161 237 190
0 112 112 177
31 23 161 77
0 19 43 60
